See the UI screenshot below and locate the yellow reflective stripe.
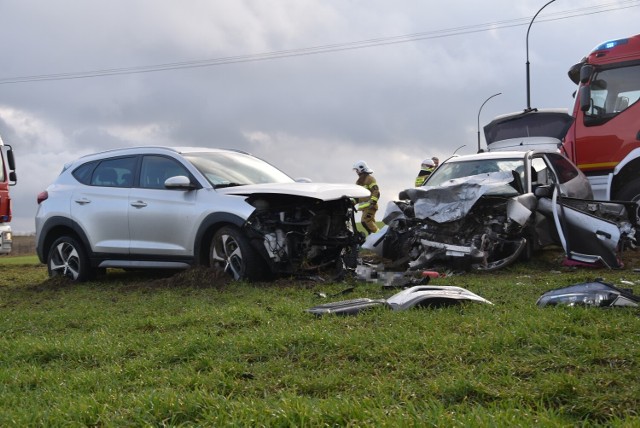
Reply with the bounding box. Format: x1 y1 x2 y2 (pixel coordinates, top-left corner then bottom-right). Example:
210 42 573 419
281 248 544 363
577 161 617 170
370 196 378 202
363 182 377 189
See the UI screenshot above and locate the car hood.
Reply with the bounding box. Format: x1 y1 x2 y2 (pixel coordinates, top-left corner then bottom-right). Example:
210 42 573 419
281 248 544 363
484 109 574 151
399 171 518 223
215 182 370 201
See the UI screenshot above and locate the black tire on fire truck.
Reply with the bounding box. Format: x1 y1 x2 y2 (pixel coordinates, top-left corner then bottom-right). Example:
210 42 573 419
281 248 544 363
47 236 95 282
615 178 640 202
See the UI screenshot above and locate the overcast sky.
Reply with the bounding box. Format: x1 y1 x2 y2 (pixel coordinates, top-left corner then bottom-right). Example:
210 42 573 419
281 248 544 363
1 0 639 233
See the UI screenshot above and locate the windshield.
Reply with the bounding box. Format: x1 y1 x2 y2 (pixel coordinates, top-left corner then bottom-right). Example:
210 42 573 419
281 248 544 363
426 158 524 194
184 151 295 188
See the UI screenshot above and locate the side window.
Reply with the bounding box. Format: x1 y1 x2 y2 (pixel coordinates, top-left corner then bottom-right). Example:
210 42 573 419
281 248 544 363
73 161 98 185
90 157 137 188
585 64 640 119
140 155 190 189
531 157 553 186
545 153 579 184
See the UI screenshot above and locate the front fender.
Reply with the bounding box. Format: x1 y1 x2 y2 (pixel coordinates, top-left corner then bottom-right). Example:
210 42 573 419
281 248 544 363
193 212 248 264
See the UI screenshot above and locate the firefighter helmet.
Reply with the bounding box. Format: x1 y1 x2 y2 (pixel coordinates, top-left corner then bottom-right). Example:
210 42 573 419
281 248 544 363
353 160 373 174
421 158 435 168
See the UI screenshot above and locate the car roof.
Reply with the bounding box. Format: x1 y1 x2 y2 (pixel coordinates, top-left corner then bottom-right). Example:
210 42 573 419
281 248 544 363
444 151 532 163
63 146 248 168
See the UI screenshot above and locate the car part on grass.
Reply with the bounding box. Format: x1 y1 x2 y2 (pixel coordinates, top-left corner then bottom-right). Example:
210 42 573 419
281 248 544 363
536 280 640 307
307 285 492 316
355 262 449 289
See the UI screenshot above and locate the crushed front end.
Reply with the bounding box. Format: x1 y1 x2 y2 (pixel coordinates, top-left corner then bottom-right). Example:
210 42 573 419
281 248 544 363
368 172 536 272
382 195 531 271
244 194 363 276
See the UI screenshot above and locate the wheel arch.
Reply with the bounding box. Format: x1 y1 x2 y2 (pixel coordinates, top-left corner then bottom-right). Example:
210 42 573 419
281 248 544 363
194 212 247 265
37 216 93 264
612 155 640 199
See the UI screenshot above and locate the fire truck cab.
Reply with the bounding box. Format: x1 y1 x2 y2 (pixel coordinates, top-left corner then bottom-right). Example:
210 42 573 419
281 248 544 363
564 34 640 201
0 136 17 254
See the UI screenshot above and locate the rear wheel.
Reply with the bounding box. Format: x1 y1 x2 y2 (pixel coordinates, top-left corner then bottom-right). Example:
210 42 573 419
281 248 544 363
47 236 94 282
210 226 265 281
614 178 640 202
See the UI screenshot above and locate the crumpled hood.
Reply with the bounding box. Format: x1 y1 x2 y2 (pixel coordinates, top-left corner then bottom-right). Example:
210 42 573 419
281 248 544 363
399 171 516 223
215 182 370 201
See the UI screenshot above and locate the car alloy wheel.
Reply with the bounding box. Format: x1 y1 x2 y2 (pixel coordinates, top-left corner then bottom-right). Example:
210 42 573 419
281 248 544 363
210 226 267 281
211 230 244 280
47 236 92 282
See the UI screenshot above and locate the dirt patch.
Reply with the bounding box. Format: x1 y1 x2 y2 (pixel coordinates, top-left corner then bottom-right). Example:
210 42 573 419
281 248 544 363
134 266 233 289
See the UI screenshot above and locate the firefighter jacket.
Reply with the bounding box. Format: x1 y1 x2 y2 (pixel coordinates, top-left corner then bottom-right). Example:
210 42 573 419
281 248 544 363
415 167 434 187
355 173 380 210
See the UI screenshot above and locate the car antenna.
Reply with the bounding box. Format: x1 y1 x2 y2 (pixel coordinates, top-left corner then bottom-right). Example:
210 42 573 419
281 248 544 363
452 144 466 156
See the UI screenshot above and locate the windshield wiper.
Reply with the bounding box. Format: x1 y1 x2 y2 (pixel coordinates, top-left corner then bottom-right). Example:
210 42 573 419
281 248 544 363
214 182 245 189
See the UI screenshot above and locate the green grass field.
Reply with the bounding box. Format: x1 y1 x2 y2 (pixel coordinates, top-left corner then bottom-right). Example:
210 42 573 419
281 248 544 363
1 251 639 426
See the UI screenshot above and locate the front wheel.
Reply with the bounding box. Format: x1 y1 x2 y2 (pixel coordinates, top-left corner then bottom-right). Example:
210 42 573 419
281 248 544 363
210 226 265 281
47 236 94 282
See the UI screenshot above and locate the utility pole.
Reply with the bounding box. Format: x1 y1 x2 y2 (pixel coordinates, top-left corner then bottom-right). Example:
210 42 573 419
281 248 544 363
526 0 556 111
477 93 501 153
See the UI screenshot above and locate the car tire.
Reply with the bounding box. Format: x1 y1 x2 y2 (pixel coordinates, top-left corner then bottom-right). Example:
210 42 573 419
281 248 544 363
615 178 640 202
210 226 265 281
47 236 94 282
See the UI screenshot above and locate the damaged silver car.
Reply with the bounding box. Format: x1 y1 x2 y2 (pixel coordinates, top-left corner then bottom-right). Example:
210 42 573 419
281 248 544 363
365 109 639 271
365 150 638 271
35 147 369 281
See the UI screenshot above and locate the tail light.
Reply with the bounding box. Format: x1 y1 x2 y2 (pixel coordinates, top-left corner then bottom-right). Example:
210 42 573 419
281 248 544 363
37 191 48 204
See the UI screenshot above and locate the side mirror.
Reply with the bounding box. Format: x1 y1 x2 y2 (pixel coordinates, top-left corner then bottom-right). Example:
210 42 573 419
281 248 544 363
579 86 591 112
534 185 553 198
579 64 593 84
5 146 16 185
164 175 195 190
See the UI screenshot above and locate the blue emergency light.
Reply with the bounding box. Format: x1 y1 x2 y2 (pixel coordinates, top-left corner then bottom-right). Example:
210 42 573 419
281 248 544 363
595 38 629 51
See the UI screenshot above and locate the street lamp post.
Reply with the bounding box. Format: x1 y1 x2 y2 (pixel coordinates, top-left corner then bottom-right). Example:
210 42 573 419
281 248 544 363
477 92 501 153
526 0 556 111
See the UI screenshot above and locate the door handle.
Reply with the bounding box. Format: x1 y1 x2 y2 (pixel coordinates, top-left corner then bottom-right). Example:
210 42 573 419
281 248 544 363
74 198 91 205
130 201 148 208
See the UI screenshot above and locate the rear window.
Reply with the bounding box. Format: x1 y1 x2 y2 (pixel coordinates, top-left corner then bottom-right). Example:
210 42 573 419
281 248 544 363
73 157 138 188
90 157 137 188
72 161 98 185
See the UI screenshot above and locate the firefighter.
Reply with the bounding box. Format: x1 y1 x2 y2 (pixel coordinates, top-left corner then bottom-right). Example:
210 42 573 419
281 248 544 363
353 160 380 235
415 158 436 187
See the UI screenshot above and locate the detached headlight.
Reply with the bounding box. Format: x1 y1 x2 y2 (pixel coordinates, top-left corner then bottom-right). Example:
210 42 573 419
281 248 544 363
537 281 639 308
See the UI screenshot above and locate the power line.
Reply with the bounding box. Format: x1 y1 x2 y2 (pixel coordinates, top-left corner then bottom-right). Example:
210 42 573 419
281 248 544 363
1 0 638 85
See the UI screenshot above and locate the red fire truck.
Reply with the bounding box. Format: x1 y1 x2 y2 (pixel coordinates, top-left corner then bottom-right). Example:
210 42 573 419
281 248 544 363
0 136 17 254
563 33 640 201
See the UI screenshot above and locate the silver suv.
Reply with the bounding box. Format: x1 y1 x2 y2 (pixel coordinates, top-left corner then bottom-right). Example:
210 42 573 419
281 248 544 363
35 147 368 281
